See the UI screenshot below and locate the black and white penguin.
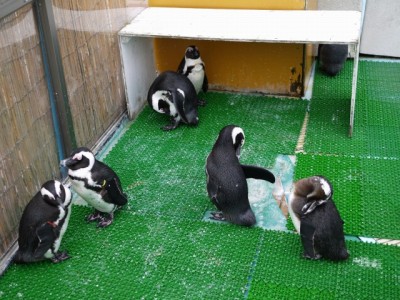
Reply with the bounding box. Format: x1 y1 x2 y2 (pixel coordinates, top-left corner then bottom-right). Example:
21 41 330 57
318 44 348 76
205 125 275 227
60 147 127 227
177 45 208 96
14 180 72 264
148 71 203 131
288 176 349 261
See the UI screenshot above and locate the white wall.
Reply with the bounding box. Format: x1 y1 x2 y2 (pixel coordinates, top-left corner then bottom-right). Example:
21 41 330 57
318 0 400 58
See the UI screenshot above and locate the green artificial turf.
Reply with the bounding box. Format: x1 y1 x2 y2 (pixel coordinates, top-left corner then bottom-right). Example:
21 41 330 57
247 230 400 300
305 60 400 158
2 60 400 299
103 92 307 220
1 207 399 299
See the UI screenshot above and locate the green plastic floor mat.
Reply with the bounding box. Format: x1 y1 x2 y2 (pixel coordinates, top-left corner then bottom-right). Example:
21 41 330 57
294 153 400 240
2 211 398 299
3 61 400 299
248 230 400 300
305 60 400 158
0 206 263 299
103 92 307 219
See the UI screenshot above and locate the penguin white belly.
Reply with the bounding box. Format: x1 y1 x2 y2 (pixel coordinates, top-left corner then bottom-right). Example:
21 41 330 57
71 180 115 213
288 190 301 234
187 66 204 94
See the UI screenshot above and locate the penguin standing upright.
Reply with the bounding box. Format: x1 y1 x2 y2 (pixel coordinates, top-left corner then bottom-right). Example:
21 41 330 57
318 44 348 76
177 45 208 97
148 71 203 131
60 147 128 227
288 176 349 261
205 125 275 226
14 180 72 264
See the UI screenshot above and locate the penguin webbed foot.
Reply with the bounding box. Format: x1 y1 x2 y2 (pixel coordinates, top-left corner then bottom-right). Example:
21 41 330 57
210 211 226 221
51 251 70 263
86 210 103 222
162 118 179 131
97 213 114 228
197 99 206 107
303 252 322 260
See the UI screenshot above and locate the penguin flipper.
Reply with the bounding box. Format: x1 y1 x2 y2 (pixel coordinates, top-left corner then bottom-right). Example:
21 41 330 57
105 178 128 206
173 89 188 124
300 220 321 260
34 223 57 259
177 57 185 74
241 165 275 183
202 73 208 93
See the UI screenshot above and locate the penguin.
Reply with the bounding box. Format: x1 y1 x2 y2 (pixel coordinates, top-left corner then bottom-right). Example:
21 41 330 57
177 45 208 97
318 44 348 76
14 180 72 264
60 147 127 227
147 71 203 131
288 176 349 261
205 125 275 226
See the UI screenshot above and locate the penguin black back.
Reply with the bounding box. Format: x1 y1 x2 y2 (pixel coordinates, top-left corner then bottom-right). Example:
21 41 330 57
288 176 349 261
318 44 348 76
61 147 127 227
147 71 200 130
206 125 275 227
14 180 72 263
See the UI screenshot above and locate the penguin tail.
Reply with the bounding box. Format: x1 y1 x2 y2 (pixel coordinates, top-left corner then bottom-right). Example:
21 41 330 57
106 178 128 206
13 250 44 264
241 165 275 183
230 209 256 227
13 250 25 264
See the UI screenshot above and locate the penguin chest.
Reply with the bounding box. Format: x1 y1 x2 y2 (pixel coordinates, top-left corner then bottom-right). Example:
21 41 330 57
44 205 72 258
287 191 301 234
71 180 115 213
187 65 204 94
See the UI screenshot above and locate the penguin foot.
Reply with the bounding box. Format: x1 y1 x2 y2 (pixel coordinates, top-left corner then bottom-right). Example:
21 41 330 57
210 212 226 221
97 214 114 228
197 99 206 106
162 123 179 131
51 251 70 263
86 211 102 222
303 252 322 260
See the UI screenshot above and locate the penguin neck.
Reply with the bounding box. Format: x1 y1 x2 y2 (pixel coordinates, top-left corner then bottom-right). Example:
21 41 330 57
185 57 203 68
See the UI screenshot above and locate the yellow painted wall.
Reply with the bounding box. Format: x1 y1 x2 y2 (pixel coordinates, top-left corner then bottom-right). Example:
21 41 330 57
149 0 317 96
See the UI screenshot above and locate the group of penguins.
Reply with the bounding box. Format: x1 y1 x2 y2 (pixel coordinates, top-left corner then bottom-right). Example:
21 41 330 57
13 44 350 265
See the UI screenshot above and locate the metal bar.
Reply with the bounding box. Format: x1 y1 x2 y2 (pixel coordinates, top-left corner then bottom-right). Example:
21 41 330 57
0 0 32 19
349 42 360 137
34 0 76 169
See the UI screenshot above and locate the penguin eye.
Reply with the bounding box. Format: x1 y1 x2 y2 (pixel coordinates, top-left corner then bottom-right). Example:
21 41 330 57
72 153 83 161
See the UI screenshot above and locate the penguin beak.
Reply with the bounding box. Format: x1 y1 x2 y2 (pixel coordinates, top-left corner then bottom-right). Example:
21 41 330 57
60 158 74 168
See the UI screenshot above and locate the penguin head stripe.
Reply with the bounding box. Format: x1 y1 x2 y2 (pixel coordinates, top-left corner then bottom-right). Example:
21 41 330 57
63 147 95 177
231 127 245 159
41 186 55 200
54 180 62 197
72 152 83 161
151 90 175 116
319 177 332 198
40 180 71 207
